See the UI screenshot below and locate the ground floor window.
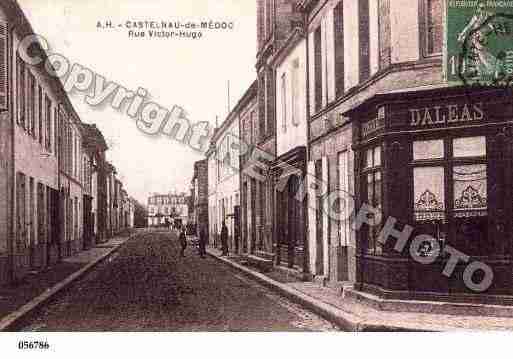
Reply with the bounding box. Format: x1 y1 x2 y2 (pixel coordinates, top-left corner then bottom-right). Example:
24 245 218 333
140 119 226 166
412 136 487 256
362 146 382 255
16 172 26 248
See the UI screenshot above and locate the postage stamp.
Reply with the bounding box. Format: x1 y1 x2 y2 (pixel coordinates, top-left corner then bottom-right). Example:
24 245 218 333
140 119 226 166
447 0 513 86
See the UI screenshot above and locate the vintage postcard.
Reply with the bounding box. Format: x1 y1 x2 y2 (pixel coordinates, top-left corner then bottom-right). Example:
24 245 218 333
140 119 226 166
0 0 513 357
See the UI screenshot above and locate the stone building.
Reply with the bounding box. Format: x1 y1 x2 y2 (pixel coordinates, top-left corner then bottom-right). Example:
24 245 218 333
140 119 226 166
207 96 243 253
81 123 108 244
0 1 87 283
147 192 189 228
192 159 209 238
249 0 304 267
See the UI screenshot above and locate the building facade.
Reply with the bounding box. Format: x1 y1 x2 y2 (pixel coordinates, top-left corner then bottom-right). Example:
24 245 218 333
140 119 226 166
0 1 133 285
147 193 189 228
208 101 242 253
192 159 209 237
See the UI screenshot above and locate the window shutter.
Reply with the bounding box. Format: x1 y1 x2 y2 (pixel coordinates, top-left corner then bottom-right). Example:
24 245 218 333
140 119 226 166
359 0 370 82
333 2 345 97
378 0 391 69
0 21 8 110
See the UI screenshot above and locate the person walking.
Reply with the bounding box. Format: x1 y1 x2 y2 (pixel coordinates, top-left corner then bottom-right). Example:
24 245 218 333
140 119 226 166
198 226 207 258
179 226 187 258
220 221 229 256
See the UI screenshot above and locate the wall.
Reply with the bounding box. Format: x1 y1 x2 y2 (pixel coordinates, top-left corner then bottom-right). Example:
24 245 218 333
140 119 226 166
275 38 308 157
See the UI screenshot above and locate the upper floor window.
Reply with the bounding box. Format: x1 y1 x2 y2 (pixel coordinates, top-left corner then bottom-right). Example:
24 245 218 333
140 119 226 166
16 53 26 128
291 58 300 127
334 1 345 97
281 72 287 133
0 21 7 110
378 0 391 70
27 71 36 137
45 96 52 152
425 0 443 56
314 26 323 113
38 86 43 145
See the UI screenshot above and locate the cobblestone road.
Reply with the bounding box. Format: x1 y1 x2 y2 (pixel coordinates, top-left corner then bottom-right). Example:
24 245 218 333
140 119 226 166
19 230 338 331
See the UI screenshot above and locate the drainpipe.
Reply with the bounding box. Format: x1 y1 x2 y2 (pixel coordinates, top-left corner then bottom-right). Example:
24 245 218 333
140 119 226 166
302 8 311 279
7 21 15 283
7 109 14 284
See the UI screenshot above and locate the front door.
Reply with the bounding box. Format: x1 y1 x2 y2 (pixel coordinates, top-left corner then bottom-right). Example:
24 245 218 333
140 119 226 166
234 205 240 254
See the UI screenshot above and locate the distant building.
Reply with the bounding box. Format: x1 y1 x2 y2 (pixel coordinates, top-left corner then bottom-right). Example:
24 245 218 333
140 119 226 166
191 159 209 237
147 193 189 227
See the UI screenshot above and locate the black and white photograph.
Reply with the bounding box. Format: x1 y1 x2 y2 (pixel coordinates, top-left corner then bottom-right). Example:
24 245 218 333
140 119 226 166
0 0 513 356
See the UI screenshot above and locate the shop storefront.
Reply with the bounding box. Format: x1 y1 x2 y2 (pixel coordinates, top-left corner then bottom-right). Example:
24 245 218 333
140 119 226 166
271 146 307 270
347 86 513 303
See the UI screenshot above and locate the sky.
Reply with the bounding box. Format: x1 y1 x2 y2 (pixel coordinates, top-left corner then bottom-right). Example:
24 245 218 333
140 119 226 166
18 0 257 204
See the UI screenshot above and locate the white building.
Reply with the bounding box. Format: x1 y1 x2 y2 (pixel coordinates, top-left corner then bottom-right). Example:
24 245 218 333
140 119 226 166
147 193 189 227
207 101 242 253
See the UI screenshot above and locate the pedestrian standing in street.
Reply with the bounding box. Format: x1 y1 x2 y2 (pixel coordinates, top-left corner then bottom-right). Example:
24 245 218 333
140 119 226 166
220 221 229 257
179 226 187 258
198 226 207 258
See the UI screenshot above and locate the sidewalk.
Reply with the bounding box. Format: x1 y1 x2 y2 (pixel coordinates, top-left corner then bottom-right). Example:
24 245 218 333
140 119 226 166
0 231 134 331
206 246 513 331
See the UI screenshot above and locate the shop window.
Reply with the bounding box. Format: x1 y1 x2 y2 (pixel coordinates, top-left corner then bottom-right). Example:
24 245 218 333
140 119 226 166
453 136 486 158
413 166 445 221
363 146 382 255
453 164 487 217
411 136 488 256
413 139 444 160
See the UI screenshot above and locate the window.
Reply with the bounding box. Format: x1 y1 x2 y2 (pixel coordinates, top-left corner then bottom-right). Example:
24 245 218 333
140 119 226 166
425 0 443 55
17 53 25 128
37 183 45 245
333 1 345 97
453 136 486 158
28 72 36 137
251 110 257 145
0 21 7 110
378 0 391 70
29 177 34 245
38 86 43 144
45 96 52 151
414 166 446 221
291 59 300 127
413 139 444 160
265 70 275 137
16 172 26 246
314 26 323 113
363 146 382 255
338 150 350 246
359 0 370 82
412 136 487 256
281 72 287 133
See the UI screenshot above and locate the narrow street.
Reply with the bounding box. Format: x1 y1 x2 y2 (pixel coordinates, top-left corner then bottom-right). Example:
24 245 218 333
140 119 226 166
18 230 337 332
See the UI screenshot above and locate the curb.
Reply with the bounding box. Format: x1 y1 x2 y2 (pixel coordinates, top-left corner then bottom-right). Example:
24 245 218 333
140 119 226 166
206 249 362 331
0 235 132 332
206 249 432 332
